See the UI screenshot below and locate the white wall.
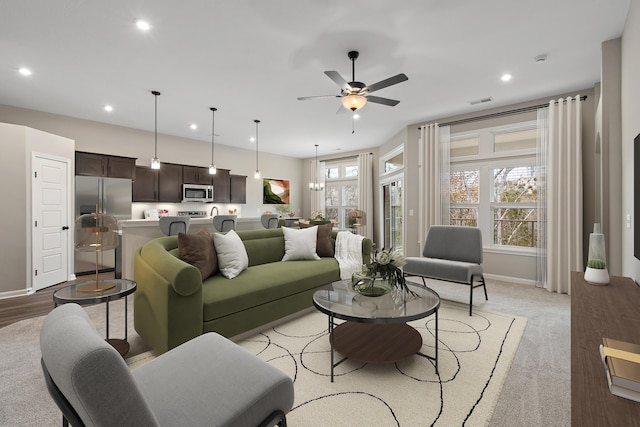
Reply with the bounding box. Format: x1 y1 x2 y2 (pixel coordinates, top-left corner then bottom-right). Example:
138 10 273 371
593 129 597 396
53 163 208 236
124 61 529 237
621 0 640 281
0 104 305 219
397 89 596 283
0 123 74 296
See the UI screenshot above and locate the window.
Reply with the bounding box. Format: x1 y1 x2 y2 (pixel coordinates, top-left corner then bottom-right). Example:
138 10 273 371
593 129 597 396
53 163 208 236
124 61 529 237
450 122 538 250
491 166 538 247
324 159 358 229
449 169 479 226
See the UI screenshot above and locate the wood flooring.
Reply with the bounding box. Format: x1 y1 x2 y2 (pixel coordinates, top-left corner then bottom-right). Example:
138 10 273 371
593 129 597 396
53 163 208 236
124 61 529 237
0 274 112 329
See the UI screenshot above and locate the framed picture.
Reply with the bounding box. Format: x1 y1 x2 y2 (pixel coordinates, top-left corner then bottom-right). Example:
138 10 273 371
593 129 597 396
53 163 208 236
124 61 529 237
263 178 290 204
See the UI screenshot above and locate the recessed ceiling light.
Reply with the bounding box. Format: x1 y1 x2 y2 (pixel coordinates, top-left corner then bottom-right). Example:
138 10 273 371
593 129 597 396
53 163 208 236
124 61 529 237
353 114 360 120
136 19 151 31
249 136 256 142
104 105 113 112
18 67 32 76
501 73 512 82
190 124 198 130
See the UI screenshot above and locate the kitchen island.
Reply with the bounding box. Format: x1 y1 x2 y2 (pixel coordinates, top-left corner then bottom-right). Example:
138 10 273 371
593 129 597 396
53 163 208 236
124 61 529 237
119 217 262 280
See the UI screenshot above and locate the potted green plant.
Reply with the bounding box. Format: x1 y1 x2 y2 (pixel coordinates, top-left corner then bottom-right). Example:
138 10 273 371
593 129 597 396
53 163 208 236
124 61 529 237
584 223 609 285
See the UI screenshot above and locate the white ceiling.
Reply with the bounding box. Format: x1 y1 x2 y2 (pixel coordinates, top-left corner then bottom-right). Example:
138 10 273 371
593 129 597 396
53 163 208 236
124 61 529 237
0 0 630 159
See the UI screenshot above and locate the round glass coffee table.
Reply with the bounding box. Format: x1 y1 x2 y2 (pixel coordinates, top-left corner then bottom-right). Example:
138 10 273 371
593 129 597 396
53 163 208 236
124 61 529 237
313 280 440 382
53 278 136 356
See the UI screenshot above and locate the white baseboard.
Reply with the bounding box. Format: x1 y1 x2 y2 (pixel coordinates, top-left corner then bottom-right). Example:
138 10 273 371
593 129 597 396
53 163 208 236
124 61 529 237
484 273 537 286
0 288 31 300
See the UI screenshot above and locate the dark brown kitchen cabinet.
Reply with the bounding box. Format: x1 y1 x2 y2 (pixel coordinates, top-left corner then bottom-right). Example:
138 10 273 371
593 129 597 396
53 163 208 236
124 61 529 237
230 174 247 203
107 156 136 179
157 163 183 203
75 151 136 179
132 166 157 202
212 169 230 202
182 166 213 185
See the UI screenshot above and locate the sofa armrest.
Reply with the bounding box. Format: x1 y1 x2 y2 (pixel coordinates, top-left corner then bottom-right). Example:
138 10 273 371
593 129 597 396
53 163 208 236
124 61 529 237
139 237 202 296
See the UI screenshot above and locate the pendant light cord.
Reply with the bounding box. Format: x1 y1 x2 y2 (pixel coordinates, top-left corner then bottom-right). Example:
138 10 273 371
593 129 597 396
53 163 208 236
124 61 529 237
152 90 160 157
254 119 260 171
211 107 217 164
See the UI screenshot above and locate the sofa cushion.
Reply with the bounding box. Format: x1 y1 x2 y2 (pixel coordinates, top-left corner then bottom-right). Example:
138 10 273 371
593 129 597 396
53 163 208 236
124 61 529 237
299 222 334 257
202 258 340 321
213 230 249 279
178 228 218 280
282 226 320 261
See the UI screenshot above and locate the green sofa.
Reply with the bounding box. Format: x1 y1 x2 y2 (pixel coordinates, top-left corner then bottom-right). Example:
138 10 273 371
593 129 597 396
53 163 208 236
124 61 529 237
134 228 372 353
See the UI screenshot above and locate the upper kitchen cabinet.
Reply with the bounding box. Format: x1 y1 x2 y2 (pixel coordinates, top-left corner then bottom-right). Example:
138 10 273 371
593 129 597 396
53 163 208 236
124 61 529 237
75 151 136 179
183 166 213 185
132 166 157 202
212 168 230 202
157 163 183 203
230 174 247 204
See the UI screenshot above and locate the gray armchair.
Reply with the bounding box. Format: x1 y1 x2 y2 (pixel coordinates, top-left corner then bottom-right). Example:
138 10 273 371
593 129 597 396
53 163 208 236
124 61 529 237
261 214 280 229
403 225 487 315
212 214 237 232
159 216 190 236
40 303 293 427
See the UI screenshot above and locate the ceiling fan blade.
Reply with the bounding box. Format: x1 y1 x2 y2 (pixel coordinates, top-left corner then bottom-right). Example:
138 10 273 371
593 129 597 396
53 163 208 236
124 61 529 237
336 104 350 114
324 71 352 91
297 95 341 101
365 73 408 93
365 95 400 107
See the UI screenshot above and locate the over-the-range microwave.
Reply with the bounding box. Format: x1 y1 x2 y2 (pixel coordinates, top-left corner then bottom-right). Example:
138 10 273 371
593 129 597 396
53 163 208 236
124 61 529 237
182 184 214 203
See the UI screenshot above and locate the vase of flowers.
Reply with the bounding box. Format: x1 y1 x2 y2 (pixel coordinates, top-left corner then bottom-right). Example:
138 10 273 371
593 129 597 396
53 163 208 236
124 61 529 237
352 248 415 297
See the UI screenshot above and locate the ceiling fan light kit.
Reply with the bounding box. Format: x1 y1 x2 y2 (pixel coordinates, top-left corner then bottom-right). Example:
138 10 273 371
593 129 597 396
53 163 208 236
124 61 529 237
298 50 408 114
341 94 367 111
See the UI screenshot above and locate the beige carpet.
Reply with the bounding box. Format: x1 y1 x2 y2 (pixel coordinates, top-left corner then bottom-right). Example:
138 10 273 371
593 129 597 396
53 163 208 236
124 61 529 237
0 297 525 426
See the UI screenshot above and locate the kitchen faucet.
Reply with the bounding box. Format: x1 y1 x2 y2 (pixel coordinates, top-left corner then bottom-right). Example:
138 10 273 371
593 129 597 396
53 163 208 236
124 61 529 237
210 206 219 217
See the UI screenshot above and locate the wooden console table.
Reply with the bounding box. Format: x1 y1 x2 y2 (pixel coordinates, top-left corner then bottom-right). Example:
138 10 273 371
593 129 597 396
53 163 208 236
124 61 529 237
571 271 640 426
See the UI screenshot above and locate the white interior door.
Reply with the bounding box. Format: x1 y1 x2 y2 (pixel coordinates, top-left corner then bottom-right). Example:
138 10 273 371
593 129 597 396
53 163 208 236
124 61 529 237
33 155 69 291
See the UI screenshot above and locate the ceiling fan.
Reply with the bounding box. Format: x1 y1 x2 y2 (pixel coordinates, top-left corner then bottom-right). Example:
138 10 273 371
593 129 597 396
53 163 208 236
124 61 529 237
297 50 408 112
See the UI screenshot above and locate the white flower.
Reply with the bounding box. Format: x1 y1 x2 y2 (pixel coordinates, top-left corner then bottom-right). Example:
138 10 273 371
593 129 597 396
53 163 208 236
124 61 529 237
376 251 392 266
391 250 407 268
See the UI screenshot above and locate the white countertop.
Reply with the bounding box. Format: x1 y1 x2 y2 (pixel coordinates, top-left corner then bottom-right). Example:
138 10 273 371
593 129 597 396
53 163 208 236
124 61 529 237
120 217 260 228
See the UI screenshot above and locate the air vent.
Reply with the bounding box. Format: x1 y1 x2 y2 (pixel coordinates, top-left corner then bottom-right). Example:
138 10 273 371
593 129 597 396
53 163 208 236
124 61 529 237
469 97 493 105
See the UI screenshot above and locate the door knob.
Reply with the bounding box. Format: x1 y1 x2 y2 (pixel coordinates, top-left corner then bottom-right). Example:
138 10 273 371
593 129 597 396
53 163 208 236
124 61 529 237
62 226 69 230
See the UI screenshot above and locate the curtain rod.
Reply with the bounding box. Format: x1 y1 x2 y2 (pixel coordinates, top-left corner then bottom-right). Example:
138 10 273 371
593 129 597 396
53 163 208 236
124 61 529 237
421 95 588 128
319 153 373 163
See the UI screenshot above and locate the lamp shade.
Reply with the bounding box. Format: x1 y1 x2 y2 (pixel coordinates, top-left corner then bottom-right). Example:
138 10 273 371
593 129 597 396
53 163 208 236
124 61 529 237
341 94 367 111
74 213 119 252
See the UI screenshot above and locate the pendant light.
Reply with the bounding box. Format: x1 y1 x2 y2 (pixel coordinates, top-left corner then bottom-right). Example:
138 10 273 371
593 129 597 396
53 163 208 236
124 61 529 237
254 119 261 179
209 107 217 175
309 144 324 191
150 90 161 169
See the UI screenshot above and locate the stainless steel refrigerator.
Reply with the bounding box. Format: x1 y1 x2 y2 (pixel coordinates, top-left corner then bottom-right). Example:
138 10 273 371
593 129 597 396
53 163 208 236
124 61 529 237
74 176 132 277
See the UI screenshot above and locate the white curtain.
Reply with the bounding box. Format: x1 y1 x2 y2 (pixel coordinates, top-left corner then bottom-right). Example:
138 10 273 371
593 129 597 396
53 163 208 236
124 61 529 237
309 159 324 214
357 153 374 239
539 96 583 294
418 124 450 249
536 108 548 288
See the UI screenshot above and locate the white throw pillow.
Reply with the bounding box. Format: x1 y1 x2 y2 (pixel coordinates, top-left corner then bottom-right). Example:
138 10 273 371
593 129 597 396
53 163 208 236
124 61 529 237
282 226 320 261
212 229 249 279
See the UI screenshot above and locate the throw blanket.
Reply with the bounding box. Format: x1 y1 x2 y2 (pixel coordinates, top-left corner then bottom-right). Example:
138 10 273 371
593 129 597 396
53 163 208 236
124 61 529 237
335 231 365 279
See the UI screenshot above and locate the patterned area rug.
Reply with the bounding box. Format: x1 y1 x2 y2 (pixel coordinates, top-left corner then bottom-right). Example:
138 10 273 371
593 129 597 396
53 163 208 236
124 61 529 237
1 298 525 426
236 300 526 426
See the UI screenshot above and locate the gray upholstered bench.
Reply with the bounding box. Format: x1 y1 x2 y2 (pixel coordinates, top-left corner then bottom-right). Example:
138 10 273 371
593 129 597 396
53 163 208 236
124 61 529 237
40 303 293 427
403 225 487 315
